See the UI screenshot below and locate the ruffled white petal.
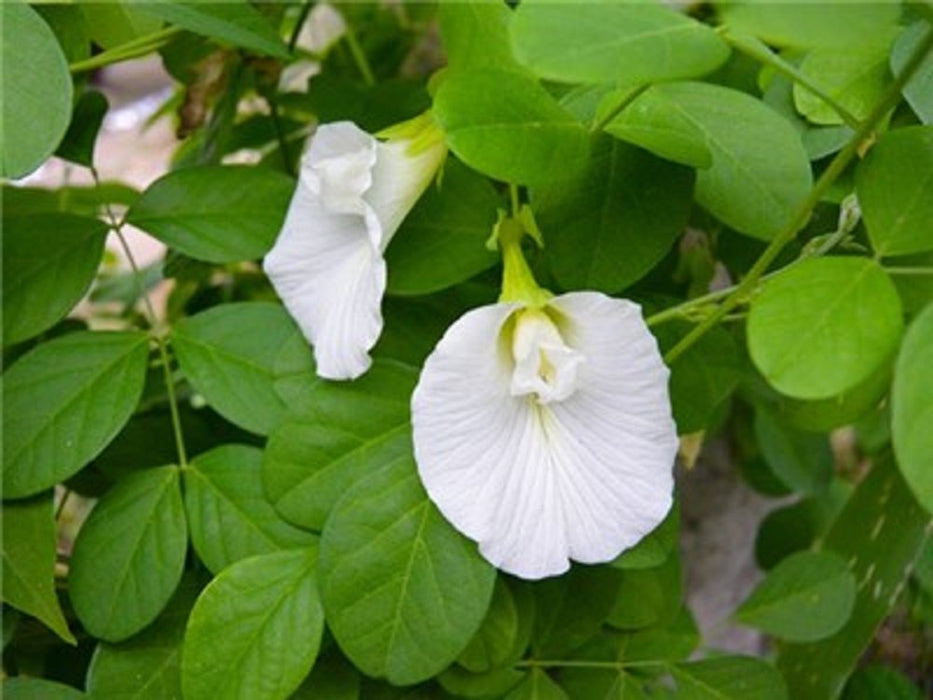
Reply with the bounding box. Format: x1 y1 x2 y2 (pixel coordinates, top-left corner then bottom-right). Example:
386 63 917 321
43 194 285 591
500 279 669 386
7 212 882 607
264 120 444 380
263 179 384 380
411 292 678 579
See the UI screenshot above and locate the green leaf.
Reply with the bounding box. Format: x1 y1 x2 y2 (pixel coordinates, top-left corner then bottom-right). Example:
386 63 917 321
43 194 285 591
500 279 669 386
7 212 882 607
77 0 161 50
172 302 313 435
319 454 496 685
602 87 713 168
184 444 315 574
844 665 924 700
735 550 855 641
892 302 933 514
777 456 929 698
263 361 416 530
458 578 519 673
86 575 200 700
611 504 679 571
607 553 682 631
505 669 568 700
2 331 150 498
181 548 324 700
533 565 622 657
753 407 833 495
433 69 589 186
1 495 75 644
1 0 73 178
56 90 108 167
794 40 892 126
438 0 521 74
2 213 108 346
137 0 289 59
618 82 812 240
892 22 933 124
747 257 903 400
533 136 694 294
857 125 933 257
672 656 788 700
438 665 526 699
510 1 728 85
718 1 901 49
0 678 84 700
656 324 742 434
126 165 294 263
69 466 187 642
385 159 499 295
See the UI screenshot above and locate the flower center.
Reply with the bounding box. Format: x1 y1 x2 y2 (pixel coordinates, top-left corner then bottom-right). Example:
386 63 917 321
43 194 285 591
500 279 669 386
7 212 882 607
510 309 584 404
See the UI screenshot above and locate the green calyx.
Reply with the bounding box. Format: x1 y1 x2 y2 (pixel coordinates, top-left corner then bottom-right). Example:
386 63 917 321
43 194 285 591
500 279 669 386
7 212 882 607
490 206 552 307
376 110 447 158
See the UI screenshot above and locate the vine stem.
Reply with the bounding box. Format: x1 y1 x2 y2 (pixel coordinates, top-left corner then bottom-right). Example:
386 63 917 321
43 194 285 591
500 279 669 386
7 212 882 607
91 168 189 469
663 27 933 366
885 266 933 276
344 21 375 86
288 0 314 52
70 27 182 73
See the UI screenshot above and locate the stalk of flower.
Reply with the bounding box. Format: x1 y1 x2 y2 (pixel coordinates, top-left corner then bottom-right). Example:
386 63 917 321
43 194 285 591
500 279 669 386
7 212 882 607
263 113 447 380
411 208 679 580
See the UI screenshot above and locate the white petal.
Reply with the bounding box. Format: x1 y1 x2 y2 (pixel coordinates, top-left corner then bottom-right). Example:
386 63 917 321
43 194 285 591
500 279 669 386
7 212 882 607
412 293 677 579
302 122 377 217
365 137 447 250
263 181 383 380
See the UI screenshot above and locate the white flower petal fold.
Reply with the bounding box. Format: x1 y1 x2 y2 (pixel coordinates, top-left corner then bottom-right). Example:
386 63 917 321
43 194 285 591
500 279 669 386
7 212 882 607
412 292 678 580
264 120 445 380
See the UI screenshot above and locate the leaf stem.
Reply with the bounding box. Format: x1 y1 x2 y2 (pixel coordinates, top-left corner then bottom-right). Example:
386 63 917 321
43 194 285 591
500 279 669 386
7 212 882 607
343 22 375 86
591 84 650 133
91 168 189 469
70 27 181 73
720 29 862 131
663 27 933 366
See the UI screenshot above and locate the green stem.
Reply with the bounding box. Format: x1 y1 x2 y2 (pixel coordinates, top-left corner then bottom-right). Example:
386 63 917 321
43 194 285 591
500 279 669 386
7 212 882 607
70 27 181 73
591 84 650 133
288 0 314 52
663 27 933 366
509 183 521 216
720 29 862 130
344 22 375 86
266 94 293 176
92 168 189 469
884 266 933 276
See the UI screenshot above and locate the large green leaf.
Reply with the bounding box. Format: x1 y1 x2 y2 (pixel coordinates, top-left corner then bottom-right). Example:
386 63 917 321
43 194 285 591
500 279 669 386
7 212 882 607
735 550 856 642
505 669 568 700
510 1 728 84
747 257 903 400
607 553 682 631
892 302 933 514
172 302 314 435
2 331 150 498
719 1 901 49
672 656 788 700
77 0 161 50
438 0 520 74
1 0 73 178
612 82 812 240
2 213 108 346
458 578 520 673
319 454 496 685
137 0 289 58
126 166 294 263
611 505 679 571
794 39 893 125
184 444 315 574
181 548 323 700
857 126 933 257
533 136 694 294
85 575 200 700
778 456 929 697
69 466 187 642
1 678 84 700
433 69 589 186
1 495 75 644
892 22 933 124
263 360 416 530
385 159 499 295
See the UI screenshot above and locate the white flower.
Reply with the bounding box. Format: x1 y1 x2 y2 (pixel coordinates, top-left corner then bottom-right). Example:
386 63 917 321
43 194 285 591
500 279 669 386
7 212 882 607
264 117 446 379
411 292 678 580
